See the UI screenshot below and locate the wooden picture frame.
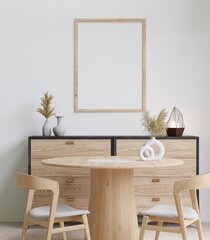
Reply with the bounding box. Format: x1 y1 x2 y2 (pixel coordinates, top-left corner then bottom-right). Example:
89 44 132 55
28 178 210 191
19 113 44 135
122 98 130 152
74 18 146 112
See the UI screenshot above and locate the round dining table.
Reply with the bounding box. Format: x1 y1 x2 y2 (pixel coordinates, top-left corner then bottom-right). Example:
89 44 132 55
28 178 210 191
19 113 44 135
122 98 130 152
42 156 183 240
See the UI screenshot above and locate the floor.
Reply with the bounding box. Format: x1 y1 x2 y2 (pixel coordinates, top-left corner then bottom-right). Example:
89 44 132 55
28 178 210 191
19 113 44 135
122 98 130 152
0 222 210 240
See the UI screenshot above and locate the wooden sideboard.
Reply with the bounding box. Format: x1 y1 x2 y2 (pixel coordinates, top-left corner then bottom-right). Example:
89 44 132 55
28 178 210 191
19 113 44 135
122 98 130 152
28 136 199 211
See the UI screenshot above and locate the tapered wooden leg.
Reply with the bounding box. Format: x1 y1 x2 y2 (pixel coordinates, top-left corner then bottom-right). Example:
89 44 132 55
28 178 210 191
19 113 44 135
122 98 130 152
89 169 138 240
155 221 162 240
46 221 54 240
82 215 91 240
180 223 188 240
139 216 149 240
196 219 204 240
59 222 67 240
21 218 29 240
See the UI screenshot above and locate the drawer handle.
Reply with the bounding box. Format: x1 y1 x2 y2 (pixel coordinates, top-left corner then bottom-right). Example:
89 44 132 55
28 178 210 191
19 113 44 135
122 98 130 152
67 197 74 202
152 197 160 202
66 141 74 145
66 178 75 184
152 179 160 183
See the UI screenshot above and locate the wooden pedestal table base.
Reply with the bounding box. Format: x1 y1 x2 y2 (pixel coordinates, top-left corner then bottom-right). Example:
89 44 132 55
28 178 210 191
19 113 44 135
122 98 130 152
89 169 138 240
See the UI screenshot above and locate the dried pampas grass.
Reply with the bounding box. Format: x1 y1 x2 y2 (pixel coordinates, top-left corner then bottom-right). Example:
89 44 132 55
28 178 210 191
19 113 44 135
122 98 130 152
141 109 168 137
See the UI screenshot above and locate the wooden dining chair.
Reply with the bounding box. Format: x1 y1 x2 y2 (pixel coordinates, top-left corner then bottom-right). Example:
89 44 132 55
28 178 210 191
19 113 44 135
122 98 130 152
14 172 91 240
139 173 210 240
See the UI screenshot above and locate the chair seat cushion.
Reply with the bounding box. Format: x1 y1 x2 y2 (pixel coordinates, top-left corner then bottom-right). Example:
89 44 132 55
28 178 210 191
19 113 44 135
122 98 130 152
29 204 90 219
140 204 198 220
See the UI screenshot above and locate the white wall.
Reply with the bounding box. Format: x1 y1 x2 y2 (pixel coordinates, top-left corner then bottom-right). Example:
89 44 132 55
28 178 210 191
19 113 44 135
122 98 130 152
0 0 210 222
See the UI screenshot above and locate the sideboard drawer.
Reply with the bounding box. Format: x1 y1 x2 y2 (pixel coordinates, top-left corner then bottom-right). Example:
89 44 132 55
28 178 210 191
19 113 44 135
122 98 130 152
134 158 196 177
134 177 182 195
117 139 196 177
32 160 91 177
31 139 111 177
31 139 111 159
136 194 191 211
53 176 90 195
33 194 89 209
116 139 196 158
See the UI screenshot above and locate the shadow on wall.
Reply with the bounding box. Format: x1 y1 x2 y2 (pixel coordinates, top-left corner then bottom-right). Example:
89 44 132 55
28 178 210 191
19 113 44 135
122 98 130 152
0 139 28 222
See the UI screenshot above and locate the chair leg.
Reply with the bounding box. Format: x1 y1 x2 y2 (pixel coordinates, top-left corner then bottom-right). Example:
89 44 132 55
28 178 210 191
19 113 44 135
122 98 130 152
139 216 149 240
46 229 53 240
180 222 188 240
155 221 163 240
21 218 29 240
46 221 54 240
59 222 67 240
195 218 204 240
82 215 91 240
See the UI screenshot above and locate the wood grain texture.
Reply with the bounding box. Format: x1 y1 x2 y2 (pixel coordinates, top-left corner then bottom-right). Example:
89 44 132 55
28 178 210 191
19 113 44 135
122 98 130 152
29 137 197 212
89 169 139 240
41 157 183 240
31 139 110 208
116 138 197 210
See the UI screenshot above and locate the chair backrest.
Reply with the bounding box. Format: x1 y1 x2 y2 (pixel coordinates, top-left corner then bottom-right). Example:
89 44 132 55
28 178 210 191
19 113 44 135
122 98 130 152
174 173 210 194
15 172 59 195
15 172 60 222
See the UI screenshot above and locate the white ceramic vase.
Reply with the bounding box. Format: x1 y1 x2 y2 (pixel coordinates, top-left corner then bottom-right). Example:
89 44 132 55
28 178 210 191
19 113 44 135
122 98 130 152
53 116 66 136
42 118 51 136
139 137 165 161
